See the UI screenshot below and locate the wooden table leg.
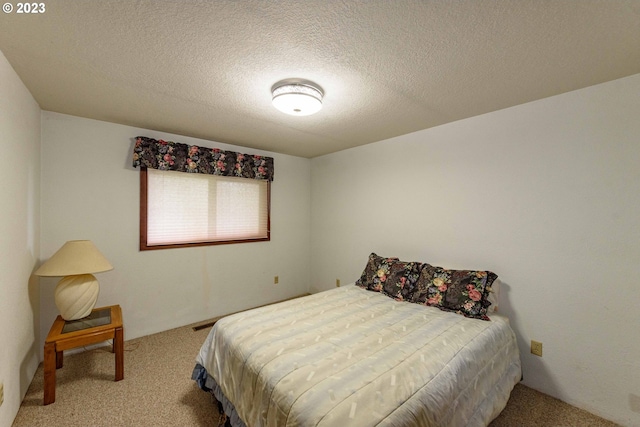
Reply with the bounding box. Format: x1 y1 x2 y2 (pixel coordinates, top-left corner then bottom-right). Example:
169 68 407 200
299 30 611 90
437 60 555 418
56 350 63 369
114 326 124 381
43 342 56 405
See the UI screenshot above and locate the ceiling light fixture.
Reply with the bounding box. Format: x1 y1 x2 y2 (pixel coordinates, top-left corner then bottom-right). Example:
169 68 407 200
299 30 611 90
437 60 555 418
271 79 323 116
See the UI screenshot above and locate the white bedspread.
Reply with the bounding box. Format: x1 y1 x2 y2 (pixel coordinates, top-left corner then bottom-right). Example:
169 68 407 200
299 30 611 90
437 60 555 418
197 284 521 427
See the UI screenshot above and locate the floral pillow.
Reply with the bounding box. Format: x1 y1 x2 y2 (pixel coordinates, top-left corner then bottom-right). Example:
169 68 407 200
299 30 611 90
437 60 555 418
382 260 422 301
410 265 496 320
355 253 398 293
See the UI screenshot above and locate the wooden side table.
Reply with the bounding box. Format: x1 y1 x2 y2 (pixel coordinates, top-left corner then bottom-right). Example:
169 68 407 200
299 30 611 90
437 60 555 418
43 304 124 405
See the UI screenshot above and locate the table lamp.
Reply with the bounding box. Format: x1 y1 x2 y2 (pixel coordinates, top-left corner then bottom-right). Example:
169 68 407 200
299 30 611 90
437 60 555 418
35 240 113 320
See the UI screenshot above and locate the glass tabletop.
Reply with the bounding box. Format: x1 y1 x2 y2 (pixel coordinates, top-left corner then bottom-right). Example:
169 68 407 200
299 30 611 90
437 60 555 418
61 307 112 333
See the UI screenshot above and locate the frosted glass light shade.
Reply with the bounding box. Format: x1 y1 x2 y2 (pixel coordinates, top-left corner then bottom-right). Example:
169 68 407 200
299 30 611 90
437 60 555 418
272 80 323 116
35 240 113 320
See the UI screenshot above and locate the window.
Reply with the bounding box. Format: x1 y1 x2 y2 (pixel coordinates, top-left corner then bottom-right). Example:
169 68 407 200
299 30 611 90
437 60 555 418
140 168 270 250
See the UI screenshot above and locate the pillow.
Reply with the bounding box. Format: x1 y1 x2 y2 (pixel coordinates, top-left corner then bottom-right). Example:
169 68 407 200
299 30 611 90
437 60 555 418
355 253 398 293
381 260 422 301
410 265 496 320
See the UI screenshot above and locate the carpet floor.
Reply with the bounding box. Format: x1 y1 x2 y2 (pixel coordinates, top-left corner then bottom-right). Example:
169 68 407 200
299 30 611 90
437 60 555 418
13 320 619 427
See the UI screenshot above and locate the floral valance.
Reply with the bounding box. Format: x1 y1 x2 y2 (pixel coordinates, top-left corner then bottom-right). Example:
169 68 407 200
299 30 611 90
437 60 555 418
132 136 274 181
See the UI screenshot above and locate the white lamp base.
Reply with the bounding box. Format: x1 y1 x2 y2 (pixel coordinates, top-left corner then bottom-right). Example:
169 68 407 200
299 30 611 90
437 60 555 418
54 274 100 320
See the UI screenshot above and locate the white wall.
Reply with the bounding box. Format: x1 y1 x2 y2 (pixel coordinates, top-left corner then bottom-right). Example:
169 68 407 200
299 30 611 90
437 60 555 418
0 52 41 427
310 74 640 426
40 113 311 350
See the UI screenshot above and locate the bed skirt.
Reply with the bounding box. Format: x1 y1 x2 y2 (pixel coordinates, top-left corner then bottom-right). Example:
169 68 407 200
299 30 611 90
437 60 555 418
192 363 246 427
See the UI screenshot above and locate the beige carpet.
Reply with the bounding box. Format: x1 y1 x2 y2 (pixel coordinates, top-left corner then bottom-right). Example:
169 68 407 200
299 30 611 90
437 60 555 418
13 320 619 427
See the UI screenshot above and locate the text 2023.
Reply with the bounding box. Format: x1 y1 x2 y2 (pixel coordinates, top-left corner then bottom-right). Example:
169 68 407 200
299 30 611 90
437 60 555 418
17 3 45 13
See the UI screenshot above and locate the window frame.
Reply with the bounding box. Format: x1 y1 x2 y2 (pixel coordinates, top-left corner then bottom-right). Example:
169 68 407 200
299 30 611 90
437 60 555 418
139 167 271 251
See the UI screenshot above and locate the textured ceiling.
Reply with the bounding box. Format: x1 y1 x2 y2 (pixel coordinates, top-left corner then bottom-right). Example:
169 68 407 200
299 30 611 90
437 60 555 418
1 1 639 158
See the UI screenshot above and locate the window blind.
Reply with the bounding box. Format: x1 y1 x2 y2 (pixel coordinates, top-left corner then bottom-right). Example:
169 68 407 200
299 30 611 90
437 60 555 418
146 169 269 246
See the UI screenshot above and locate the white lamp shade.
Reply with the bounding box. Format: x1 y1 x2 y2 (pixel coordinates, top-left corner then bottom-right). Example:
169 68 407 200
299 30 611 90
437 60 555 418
35 240 113 276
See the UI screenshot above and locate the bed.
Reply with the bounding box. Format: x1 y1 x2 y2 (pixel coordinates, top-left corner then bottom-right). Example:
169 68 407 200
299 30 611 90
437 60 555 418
193 274 522 426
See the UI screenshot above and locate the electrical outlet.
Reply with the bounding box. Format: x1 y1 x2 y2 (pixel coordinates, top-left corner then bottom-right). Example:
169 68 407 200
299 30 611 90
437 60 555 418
0 381 4 407
531 340 543 357
274 276 279 284
336 279 341 287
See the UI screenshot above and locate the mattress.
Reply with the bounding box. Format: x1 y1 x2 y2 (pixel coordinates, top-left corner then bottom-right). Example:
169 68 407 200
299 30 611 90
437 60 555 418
195 284 521 427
